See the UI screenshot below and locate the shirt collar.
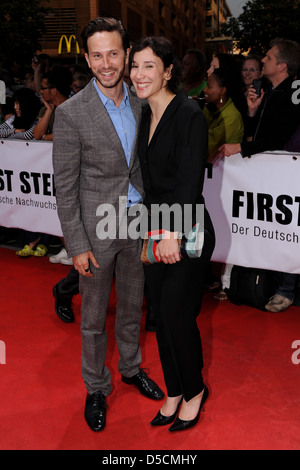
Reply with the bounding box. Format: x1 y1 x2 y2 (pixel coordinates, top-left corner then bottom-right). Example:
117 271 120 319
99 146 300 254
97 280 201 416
93 78 128 108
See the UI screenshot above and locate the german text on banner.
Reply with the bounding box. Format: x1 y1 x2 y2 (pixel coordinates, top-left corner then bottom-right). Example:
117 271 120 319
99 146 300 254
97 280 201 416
1 141 300 273
203 151 300 274
0 140 63 237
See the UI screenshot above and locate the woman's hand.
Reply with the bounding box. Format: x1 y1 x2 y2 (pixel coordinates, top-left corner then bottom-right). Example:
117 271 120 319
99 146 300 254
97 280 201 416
218 143 241 158
155 231 181 264
246 85 265 117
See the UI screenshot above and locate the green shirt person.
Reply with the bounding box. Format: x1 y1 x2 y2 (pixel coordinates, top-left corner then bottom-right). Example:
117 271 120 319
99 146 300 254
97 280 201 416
203 69 244 160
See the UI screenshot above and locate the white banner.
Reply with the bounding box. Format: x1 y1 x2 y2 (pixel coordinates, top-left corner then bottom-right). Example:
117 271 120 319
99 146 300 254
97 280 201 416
1 141 300 273
203 151 300 274
0 140 63 237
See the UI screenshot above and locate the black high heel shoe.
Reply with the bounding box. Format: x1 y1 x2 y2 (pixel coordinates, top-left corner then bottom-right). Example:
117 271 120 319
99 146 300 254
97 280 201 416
168 385 209 432
150 397 183 426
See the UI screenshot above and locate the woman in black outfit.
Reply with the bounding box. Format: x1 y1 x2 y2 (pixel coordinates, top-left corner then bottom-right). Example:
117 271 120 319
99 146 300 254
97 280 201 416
129 37 215 432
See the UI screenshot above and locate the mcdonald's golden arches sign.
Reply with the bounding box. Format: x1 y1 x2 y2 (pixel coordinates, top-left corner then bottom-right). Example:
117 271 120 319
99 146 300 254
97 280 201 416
58 35 80 55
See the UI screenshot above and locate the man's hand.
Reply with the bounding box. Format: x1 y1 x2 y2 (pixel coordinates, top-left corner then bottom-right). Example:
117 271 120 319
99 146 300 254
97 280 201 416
218 143 241 158
31 59 41 73
73 251 99 276
41 96 56 113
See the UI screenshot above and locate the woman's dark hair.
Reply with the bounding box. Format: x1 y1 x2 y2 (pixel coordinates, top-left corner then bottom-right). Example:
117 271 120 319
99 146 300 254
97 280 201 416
13 88 42 130
211 68 235 98
129 36 182 94
214 53 243 91
212 56 246 113
81 17 130 53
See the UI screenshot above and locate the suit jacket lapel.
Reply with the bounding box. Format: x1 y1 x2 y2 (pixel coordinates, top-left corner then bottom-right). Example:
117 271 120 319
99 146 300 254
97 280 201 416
84 81 126 160
127 86 142 171
83 81 142 170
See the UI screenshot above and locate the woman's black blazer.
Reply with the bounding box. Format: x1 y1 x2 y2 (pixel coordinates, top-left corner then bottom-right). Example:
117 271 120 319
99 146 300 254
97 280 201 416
137 92 210 233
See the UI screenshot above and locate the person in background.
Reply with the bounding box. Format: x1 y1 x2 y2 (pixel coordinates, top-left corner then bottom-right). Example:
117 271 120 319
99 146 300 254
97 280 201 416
31 53 52 96
53 267 79 323
71 72 90 95
207 52 245 116
207 52 241 82
28 67 73 259
0 69 15 124
219 38 300 159
16 232 50 258
0 87 42 140
202 68 244 301
22 69 37 93
33 67 72 141
219 38 300 313
241 55 262 92
240 55 268 138
203 68 244 161
12 93 50 257
181 49 207 98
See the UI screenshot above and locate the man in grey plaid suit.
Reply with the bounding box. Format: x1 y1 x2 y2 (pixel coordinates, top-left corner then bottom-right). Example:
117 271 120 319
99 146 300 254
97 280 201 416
53 17 164 432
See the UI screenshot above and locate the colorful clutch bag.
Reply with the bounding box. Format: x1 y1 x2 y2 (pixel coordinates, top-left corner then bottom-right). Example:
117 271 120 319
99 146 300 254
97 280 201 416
141 223 204 265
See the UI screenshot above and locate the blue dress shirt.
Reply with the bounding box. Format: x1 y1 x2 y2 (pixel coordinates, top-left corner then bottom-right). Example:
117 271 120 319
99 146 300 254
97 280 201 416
93 79 142 207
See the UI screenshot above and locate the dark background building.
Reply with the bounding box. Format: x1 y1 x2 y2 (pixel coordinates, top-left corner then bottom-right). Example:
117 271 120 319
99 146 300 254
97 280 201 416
40 0 231 62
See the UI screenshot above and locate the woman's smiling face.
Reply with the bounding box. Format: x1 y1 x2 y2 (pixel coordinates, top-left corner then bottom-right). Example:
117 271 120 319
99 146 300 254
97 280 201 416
130 47 171 100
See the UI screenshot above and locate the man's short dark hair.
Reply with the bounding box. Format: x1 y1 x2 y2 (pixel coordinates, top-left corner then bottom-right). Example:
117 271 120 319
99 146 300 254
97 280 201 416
270 38 300 77
81 17 130 54
44 67 72 98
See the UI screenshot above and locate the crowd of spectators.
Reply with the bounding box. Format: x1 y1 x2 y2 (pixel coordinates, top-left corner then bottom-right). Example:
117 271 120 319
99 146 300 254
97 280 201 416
0 55 91 261
0 54 91 130
1 37 300 313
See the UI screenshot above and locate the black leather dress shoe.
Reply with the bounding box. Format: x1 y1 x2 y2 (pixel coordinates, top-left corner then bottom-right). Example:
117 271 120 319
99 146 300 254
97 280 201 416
122 369 165 400
168 385 209 432
84 391 107 432
53 285 74 323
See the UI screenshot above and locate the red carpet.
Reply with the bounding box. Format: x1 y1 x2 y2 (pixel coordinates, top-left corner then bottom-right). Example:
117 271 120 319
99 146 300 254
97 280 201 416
0 246 300 450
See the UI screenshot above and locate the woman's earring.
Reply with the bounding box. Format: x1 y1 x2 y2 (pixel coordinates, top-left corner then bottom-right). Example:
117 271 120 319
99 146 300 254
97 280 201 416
220 96 223 104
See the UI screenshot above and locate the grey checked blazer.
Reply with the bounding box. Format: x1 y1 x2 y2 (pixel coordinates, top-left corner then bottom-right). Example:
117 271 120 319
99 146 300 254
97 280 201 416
52 80 144 257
